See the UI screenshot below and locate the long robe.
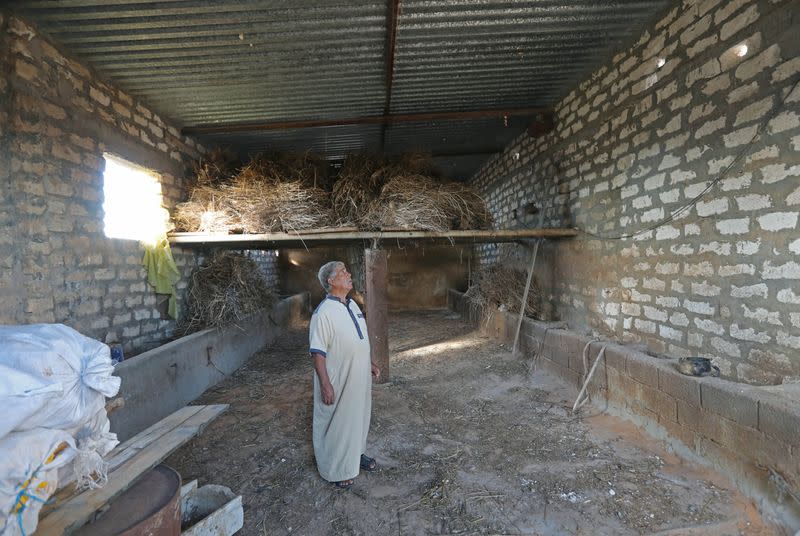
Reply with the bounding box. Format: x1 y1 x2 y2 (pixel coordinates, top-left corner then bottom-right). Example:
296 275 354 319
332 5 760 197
308 296 372 482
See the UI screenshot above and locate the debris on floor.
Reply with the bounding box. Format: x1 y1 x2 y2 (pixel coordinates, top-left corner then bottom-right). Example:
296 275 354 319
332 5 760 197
166 310 778 536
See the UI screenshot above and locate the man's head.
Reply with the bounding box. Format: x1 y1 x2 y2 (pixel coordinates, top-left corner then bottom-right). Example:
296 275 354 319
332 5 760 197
317 261 352 294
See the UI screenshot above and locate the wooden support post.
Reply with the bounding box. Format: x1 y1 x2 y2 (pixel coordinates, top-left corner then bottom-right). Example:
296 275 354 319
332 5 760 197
512 209 546 357
511 241 540 357
365 248 389 383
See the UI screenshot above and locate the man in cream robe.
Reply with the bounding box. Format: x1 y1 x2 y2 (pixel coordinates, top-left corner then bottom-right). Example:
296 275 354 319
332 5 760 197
309 261 380 487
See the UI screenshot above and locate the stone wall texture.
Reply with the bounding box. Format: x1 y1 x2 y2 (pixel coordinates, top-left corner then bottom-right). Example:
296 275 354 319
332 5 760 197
470 0 800 384
0 13 278 354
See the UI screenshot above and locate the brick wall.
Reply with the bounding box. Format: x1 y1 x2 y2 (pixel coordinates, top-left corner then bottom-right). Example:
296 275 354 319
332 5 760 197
0 13 278 354
470 0 800 384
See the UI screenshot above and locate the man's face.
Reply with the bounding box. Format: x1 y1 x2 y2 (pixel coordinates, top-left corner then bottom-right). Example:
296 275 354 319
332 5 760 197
328 264 353 293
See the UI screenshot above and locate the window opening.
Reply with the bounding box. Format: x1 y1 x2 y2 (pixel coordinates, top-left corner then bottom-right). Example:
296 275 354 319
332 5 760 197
102 154 168 246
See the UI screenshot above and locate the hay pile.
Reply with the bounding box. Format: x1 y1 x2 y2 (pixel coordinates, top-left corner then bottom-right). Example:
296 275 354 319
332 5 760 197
238 151 331 191
192 147 239 188
464 263 543 320
175 149 491 234
181 251 276 332
174 151 334 233
331 153 491 231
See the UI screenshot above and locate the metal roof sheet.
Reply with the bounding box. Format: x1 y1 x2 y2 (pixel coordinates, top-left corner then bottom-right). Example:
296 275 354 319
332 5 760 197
8 0 672 178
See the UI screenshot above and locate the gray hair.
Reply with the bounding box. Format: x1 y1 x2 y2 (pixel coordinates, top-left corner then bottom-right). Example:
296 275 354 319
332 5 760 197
317 261 344 292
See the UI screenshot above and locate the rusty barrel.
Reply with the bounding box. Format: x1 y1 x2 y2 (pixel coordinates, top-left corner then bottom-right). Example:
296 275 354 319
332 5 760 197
74 464 181 536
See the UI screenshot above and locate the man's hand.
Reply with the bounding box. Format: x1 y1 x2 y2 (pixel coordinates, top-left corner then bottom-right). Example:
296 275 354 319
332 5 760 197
371 362 381 380
321 381 335 405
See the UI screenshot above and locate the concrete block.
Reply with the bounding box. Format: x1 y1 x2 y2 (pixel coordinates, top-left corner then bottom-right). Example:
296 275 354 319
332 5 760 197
639 381 678 423
677 399 702 430
602 343 628 371
625 351 659 387
549 344 570 368
561 365 582 389
658 363 702 406
568 350 584 373
560 330 589 362
758 389 800 447
695 410 761 455
700 378 759 428
607 366 640 407
660 418 697 450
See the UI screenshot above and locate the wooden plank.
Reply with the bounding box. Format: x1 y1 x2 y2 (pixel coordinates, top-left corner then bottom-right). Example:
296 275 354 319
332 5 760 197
365 248 389 383
293 226 359 234
169 228 578 250
36 404 228 536
45 406 204 512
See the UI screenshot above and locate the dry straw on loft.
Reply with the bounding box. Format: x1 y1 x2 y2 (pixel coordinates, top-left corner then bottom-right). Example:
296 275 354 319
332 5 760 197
181 251 276 333
464 263 543 322
191 147 240 188
174 151 334 233
331 152 492 231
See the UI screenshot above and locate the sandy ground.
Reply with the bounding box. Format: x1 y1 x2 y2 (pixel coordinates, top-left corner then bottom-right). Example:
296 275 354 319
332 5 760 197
166 310 778 536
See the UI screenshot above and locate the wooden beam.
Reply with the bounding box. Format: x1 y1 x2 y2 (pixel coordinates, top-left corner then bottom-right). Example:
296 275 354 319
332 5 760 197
182 107 551 135
365 248 389 383
169 228 578 250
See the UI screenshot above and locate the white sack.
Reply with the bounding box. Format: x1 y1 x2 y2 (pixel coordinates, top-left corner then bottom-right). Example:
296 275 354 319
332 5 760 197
58 408 119 491
0 324 121 431
0 428 76 536
0 365 62 441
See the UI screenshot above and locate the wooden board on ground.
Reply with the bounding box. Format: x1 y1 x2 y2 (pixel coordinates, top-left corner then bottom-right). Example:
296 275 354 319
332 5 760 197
36 404 228 536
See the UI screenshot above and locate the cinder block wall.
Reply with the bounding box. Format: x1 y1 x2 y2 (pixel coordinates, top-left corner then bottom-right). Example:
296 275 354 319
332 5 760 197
449 289 800 529
470 0 800 384
0 13 278 354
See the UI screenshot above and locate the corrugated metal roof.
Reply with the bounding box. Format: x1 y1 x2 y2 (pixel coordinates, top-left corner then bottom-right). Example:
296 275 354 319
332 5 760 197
8 0 672 178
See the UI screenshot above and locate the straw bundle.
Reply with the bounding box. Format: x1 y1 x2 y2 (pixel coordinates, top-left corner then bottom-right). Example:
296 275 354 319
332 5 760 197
242 151 331 191
331 153 492 231
174 151 334 233
216 175 332 233
331 154 385 225
464 263 543 320
173 186 240 233
362 175 452 232
190 147 240 189
181 251 276 332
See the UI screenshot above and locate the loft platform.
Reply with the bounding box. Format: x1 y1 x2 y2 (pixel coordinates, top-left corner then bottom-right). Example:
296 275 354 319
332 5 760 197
168 228 578 250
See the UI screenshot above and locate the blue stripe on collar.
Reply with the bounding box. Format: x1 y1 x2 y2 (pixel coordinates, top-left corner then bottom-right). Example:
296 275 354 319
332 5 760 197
324 295 364 340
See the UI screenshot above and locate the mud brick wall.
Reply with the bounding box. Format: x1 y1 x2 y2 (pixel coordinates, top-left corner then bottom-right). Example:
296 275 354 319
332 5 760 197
448 289 800 529
470 0 800 384
0 13 278 354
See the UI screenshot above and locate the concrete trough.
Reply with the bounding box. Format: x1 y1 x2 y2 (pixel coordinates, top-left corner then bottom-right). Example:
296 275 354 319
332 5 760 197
110 293 309 442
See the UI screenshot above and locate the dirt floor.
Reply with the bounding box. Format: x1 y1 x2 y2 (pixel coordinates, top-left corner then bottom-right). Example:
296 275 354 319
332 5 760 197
167 310 778 536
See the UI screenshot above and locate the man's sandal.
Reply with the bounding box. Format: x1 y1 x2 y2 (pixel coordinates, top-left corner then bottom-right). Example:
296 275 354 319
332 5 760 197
360 454 377 472
333 479 354 489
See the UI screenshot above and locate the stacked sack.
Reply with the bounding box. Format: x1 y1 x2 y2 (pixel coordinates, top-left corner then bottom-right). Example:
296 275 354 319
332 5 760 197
0 324 121 536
